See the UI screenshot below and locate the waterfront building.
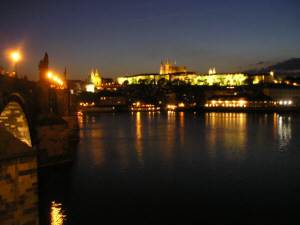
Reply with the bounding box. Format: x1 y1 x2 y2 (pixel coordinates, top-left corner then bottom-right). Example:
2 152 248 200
264 86 300 106
99 92 126 106
205 93 275 108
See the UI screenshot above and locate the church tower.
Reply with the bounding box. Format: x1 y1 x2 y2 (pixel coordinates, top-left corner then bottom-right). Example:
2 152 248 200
38 52 49 81
165 55 172 74
91 69 95 84
160 61 165 74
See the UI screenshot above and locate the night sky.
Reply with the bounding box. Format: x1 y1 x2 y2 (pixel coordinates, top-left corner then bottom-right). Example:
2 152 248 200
1 0 300 81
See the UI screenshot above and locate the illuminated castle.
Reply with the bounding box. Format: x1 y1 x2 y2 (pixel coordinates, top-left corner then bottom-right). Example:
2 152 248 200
160 55 188 75
117 56 274 86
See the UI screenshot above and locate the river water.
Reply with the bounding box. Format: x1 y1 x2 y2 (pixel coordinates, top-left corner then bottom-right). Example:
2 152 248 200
38 112 300 224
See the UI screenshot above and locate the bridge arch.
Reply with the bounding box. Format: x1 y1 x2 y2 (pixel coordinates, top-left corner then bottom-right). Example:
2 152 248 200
0 93 32 147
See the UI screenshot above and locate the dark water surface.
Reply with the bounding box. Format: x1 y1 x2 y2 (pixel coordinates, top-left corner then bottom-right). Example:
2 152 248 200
39 112 300 224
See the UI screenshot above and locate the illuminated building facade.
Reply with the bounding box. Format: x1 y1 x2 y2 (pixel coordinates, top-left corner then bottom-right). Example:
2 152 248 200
85 69 101 92
205 93 275 108
90 69 101 87
117 56 274 86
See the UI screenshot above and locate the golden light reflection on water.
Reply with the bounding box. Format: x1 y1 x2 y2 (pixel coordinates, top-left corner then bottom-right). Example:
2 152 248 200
205 112 247 161
135 112 144 166
276 114 292 152
51 201 66 225
165 111 177 158
179 112 185 149
90 127 105 167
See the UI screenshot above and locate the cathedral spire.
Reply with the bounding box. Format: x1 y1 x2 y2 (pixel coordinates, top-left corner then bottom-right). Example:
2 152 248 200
160 60 165 75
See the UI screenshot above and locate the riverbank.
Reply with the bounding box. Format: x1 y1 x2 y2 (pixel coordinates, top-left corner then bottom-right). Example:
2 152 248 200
79 105 300 113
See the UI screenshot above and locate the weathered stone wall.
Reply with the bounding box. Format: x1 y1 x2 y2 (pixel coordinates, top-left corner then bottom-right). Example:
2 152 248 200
0 155 39 225
62 115 79 141
56 89 70 116
36 123 70 166
36 82 51 116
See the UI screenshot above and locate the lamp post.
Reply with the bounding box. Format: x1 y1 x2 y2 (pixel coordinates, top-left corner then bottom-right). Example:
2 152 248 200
11 52 20 77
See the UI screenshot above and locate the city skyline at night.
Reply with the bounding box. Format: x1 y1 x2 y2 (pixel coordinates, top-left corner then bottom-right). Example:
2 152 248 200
1 0 300 81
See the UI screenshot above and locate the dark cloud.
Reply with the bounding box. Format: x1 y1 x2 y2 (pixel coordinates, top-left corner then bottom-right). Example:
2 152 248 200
269 58 300 71
245 58 300 76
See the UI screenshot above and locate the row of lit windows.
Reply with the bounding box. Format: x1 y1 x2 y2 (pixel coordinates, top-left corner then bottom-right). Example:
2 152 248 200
100 97 123 100
205 103 247 107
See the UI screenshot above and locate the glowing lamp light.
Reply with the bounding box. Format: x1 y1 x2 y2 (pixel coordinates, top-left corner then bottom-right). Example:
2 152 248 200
12 52 20 61
48 72 52 78
54 76 58 81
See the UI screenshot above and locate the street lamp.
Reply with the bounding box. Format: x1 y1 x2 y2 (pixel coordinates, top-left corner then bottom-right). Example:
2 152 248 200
11 52 20 77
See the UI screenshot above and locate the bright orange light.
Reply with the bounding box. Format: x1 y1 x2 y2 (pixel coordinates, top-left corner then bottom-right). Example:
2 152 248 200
51 201 66 225
48 72 52 78
11 52 20 61
54 76 58 81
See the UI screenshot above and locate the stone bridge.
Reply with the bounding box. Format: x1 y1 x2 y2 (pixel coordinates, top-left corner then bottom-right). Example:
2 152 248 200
0 53 77 225
0 74 71 148
0 75 39 147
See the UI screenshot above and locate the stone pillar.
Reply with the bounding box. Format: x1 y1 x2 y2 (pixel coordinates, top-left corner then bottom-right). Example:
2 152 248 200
0 128 39 225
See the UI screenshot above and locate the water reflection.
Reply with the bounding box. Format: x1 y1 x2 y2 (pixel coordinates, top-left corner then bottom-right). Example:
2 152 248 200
277 114 292 152
135 112 144 167
39 112 300 224
205 112 247 162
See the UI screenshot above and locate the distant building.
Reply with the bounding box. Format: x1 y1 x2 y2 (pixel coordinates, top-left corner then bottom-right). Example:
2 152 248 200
98 92 126 106
85 69 117 92
117 56 274 86
205 93 275 108
264 86 300 105
86 72 95 92
90 69 101 87
67 80 86 93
